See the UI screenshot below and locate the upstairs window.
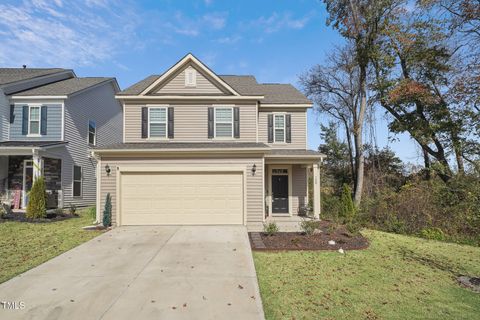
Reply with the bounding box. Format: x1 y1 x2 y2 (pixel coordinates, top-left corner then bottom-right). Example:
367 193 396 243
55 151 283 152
88 120 96 145
274 114 285 143
148 107 167 138
185 68 197 87
29 106 40 135
215 107 233 138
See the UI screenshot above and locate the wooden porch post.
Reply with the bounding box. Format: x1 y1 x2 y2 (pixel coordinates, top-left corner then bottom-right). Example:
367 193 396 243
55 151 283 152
32 151 43 182
313 162 321 219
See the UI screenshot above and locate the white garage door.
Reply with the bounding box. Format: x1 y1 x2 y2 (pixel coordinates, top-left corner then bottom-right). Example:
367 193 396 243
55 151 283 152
119 171 244 225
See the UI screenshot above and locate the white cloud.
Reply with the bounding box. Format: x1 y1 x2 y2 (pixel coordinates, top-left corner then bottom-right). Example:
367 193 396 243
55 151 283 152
215 35 241 44
163 11 227 37
253 11 315 34
0 0 140 67
203 12 226 30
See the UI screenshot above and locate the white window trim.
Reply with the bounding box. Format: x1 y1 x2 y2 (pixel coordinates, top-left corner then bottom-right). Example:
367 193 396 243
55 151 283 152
147 106 168 139
185 68 197 87
88 120 96 146
28 105 42 137
214 106 234 139
273 113 286 143
72 165 82 198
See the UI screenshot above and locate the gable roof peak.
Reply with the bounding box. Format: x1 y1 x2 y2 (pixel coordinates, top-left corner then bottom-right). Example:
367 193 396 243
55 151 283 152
140 53 241 96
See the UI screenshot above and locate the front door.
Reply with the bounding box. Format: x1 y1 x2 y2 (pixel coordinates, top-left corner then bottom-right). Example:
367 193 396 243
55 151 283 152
22 160 33 208
272 175 289 214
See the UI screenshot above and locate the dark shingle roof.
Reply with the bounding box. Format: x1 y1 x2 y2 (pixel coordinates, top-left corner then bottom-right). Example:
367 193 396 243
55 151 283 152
95 142 269 151
0 141 66 148
120 75 159 95
117 73 312 104
0 68 67 86
12 77 113 96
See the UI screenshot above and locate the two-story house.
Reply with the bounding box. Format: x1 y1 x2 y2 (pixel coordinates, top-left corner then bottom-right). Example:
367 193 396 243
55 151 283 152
0 67 122 210
93 54 324 231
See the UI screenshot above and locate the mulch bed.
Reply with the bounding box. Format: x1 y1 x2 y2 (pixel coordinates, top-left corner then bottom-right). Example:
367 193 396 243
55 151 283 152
0 211 78 223
249 221 369 251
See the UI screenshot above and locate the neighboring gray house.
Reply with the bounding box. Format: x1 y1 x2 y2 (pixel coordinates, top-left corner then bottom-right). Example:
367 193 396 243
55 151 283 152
93 54 324 231
0 68 122 209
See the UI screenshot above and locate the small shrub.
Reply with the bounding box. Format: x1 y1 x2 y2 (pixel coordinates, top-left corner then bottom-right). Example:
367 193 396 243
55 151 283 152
300 220 320 236
346 222 362 235
69 203 77 215
26 176 47 219
0 204 5 218
263 222 279 236
53 208 64 215
420 227 446 241
103 193 112 227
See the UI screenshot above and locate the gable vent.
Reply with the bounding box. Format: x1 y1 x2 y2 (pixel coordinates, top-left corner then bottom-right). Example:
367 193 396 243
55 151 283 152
185 68 197 87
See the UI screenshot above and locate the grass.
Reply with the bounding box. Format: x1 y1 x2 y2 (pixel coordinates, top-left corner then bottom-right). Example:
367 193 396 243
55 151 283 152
0 208 103 284
253 230 480 320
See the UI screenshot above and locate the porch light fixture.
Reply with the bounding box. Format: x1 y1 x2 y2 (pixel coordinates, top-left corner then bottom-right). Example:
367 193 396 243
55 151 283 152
252 164 257 176
105 164 111 176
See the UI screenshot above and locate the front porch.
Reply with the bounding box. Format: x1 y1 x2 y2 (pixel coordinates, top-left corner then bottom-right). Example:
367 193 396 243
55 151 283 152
250 149 325 232
0 142 65 209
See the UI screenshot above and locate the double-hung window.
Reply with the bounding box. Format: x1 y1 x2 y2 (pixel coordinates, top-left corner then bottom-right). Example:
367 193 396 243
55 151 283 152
73 166 82 197
88 120 96 145
148 107 167 138
215 107 233 138
274 114 285 143
29 106 40 135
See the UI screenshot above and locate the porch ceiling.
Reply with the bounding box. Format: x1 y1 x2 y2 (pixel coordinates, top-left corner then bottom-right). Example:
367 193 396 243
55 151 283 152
0 141 67 156
264 149 325 164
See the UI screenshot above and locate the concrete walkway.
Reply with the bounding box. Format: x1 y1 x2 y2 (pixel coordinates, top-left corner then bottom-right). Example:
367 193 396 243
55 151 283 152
0 226 265 320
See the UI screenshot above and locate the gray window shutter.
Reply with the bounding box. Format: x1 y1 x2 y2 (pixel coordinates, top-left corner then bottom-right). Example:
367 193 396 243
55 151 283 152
22 106 28 135
40 106 47 135
233 107 240 138
141 107 148 138
267 114 273 143
9 105 15 124
208 107 214 139
168 107 174 139
286 114 291 143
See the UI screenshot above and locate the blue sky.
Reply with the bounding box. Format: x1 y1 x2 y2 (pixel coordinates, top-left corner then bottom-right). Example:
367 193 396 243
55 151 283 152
0 0 420 163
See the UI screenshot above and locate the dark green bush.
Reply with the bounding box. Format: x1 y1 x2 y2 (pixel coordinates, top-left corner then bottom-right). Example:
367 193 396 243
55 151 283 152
26 176 47 219
263 222 279 236
103 193 112 227
340 184 356 224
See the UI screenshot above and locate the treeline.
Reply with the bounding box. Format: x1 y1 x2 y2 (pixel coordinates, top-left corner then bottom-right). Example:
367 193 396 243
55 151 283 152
302 0 480 245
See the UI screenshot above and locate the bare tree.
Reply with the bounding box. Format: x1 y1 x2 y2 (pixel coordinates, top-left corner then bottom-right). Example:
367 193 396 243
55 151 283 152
301 44 366 204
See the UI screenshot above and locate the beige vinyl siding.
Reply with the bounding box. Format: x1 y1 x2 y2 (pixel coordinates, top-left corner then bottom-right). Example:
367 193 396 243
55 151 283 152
258 108 307 149
155 65 225 95
292 164 307 214
124 103 257 143
63 82 122 208
99 155 263 226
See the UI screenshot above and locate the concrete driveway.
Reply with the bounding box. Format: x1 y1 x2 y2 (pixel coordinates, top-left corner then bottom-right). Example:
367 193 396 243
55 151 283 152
0 226 264 320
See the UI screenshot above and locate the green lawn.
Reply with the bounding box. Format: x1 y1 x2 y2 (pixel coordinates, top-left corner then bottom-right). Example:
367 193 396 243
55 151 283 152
0 209 103 284
253 230 480 320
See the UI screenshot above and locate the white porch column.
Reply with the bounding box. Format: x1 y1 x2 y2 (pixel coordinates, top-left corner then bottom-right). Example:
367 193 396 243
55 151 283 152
32 151 43 182
313 162 321 219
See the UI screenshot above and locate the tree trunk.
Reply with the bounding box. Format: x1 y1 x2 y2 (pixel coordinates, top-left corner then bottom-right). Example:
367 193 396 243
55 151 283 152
422 147 431 180
353 65 367 206
343 118 356 184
